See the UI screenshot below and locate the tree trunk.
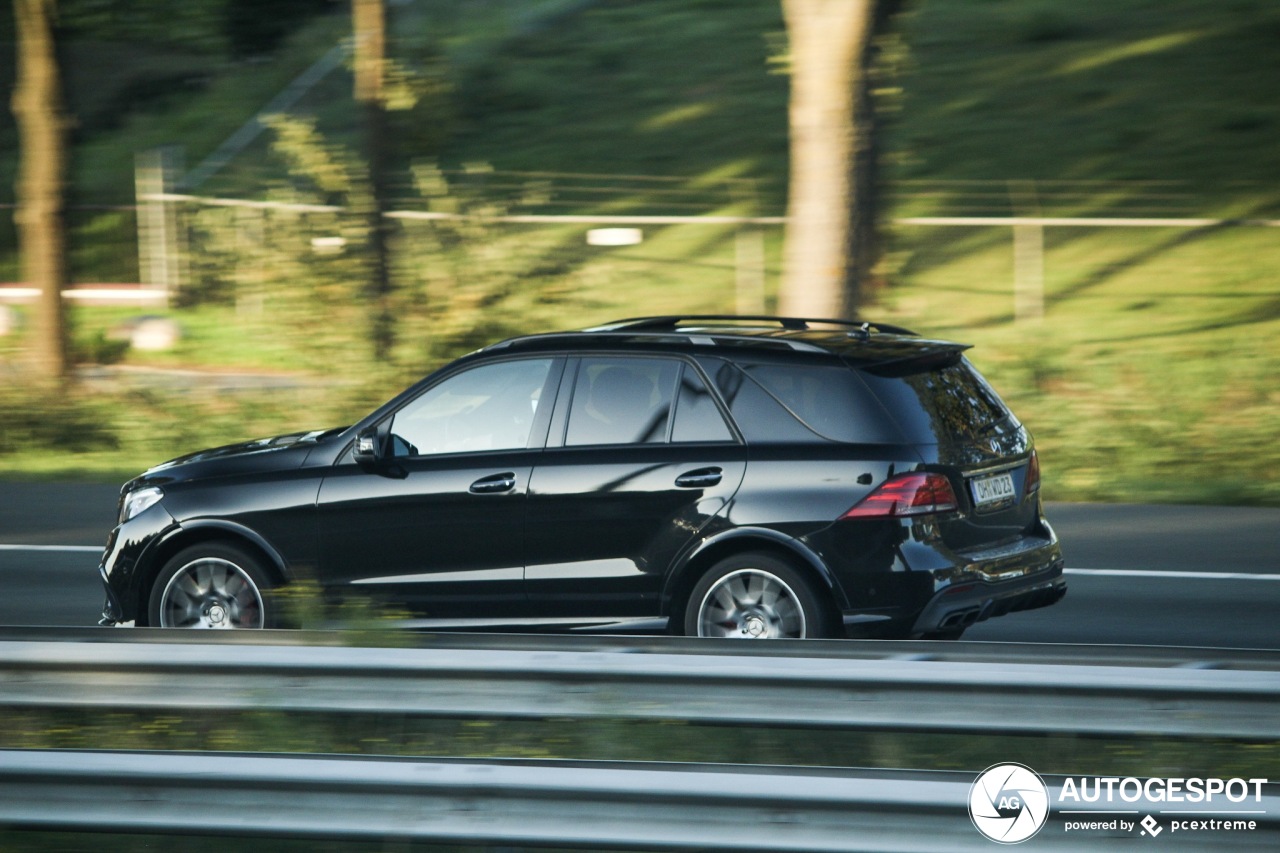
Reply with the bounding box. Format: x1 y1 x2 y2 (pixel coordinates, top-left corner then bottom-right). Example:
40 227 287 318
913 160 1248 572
11 0 70 381
779 0 892 320
353 0 394 361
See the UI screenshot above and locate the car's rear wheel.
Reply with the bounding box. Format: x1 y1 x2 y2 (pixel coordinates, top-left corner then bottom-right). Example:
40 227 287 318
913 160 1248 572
149 542 276 629
685 553 831 639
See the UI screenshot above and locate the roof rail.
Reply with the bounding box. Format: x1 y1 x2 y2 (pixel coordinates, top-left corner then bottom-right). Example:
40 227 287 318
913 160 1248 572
588 315 918 336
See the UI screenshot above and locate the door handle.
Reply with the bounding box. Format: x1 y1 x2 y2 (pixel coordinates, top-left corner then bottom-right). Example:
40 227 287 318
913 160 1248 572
470 472 517 494
675 467 723 488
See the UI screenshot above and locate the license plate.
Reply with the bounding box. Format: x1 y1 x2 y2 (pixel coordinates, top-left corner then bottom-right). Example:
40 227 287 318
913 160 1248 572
971 472 1016 507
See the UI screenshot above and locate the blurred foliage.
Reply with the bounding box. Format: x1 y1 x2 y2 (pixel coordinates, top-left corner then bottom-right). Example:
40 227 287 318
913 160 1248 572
181 115 588 381
0 0 1277 506
274 578 417 645
59 0 232 54
881 226 1280 507
58 0 333 56
0 379 361 480
224 0 334 58
185 115 377 371
0 704 1275 779
0 384 118 454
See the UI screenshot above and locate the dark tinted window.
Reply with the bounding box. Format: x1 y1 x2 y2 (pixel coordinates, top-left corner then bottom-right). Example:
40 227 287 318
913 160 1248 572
858 358 1015 444
565 357 678 446
672 366 733 443
742 363 901 444
697 358 826 444
390 358 553 456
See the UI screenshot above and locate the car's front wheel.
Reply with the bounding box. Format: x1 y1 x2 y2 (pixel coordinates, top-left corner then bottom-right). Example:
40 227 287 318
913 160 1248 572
149 542 276 629
685 553 831 639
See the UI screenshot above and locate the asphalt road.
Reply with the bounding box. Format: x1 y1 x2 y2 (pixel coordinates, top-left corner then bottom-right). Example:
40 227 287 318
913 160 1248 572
0 482 1276 647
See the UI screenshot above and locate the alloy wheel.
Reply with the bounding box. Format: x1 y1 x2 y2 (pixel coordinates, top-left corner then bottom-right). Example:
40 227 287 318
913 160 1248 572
696 568 807 638
158 557 265 629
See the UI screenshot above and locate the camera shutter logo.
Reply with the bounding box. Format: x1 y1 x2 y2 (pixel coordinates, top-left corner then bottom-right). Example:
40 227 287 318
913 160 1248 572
969 763 1050 844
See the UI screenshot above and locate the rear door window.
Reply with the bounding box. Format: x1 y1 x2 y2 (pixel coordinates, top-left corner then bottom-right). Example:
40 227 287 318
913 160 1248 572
565 357 678 446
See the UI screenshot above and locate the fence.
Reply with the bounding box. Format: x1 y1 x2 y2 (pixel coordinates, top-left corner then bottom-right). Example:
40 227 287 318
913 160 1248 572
7 174 1279 322
130 170 1280 322
0 631 1277 849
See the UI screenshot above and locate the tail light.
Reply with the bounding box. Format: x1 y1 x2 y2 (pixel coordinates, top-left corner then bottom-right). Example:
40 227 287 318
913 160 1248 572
1025 450 1041 495
841 472 959 519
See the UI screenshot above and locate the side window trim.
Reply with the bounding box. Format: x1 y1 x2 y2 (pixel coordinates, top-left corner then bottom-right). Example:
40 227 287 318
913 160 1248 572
665 362 685 444
671 360 741 445
689 357 748 444
525 357 567 450
545 357 580 449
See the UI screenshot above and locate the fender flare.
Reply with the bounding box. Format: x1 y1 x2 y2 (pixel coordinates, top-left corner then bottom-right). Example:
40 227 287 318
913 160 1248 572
146 519 293 585
663 526 846 612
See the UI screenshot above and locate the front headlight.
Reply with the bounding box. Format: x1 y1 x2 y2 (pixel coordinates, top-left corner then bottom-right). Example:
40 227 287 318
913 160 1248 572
120 486 164 523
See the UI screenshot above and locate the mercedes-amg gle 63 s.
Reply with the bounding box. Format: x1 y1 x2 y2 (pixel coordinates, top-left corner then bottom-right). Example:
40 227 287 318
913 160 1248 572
99 316 1065 638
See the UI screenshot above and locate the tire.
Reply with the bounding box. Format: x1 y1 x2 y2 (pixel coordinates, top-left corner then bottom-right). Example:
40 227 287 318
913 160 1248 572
684 552 832 639
148 542 276 629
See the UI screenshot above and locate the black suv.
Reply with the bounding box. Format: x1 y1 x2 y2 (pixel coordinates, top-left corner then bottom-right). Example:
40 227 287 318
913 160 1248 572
99 316 1065 638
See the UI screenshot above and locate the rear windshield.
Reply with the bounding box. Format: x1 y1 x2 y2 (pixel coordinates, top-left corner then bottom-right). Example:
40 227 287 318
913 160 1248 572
857 358 1016 445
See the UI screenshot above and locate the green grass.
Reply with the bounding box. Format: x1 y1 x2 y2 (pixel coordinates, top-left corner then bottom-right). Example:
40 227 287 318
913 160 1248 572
1 0 1277 505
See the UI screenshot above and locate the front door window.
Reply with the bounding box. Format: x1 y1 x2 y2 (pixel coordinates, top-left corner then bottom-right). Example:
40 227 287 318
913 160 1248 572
390 358 554 456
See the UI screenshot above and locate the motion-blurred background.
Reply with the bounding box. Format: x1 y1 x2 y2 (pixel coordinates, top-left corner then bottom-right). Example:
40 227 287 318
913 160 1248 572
2 0 1277 507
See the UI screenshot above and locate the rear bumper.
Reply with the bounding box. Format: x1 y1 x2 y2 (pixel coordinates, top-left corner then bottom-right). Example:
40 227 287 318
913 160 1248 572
909 559 1066 634
823 513 1066 637
908 528 1066 634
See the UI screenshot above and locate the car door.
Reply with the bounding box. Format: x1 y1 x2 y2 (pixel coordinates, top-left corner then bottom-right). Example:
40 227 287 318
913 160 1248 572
524 355 746 616
315 356 562 616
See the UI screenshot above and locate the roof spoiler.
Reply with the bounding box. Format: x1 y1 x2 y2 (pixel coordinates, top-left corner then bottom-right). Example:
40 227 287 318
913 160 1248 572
856 342 972 377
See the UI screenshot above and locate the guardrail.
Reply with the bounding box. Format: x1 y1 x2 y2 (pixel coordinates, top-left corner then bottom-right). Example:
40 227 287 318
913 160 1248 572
1 632 1277 849
1 631 1277 739
1 751 1275 851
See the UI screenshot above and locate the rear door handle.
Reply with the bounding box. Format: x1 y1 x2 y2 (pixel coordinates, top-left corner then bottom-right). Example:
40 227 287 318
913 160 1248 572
470 472 517 494
675 467 723 488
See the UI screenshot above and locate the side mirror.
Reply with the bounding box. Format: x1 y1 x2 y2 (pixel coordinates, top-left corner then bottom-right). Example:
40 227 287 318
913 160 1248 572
354 427 384 464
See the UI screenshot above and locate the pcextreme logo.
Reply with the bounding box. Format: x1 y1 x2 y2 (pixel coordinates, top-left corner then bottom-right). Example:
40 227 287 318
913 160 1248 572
968 764 1270 844
969 763 1050 844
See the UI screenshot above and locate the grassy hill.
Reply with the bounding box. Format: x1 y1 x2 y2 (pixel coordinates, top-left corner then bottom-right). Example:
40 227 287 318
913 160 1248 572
1 0 1276 505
